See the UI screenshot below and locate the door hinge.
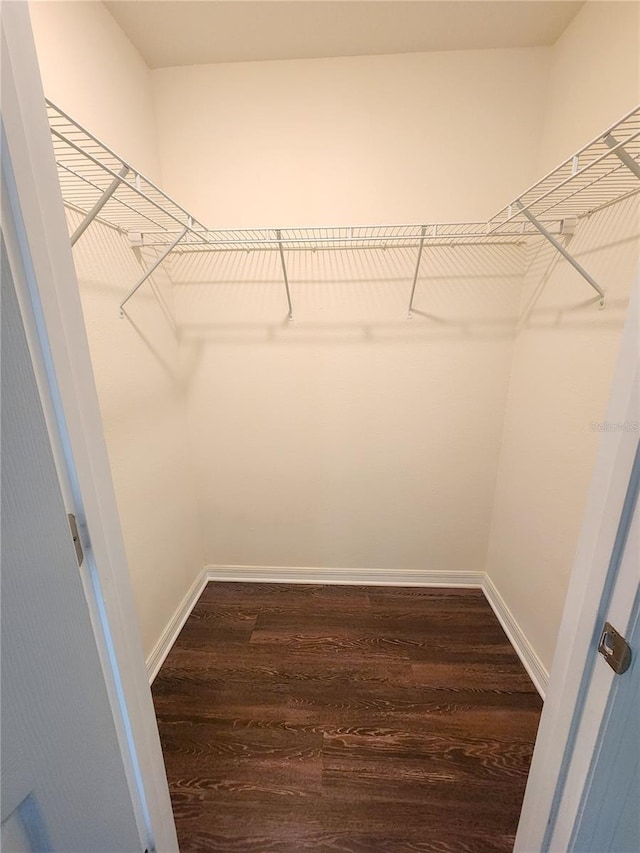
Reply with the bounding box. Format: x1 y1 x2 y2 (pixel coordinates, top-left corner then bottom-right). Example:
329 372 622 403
67 513 84 567
598 621 632 674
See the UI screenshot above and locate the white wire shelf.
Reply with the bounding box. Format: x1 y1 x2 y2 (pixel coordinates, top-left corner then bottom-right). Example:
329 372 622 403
138 222 542 252
46 98 640 315
489 105 640 233
48 99 640 252
47 101 206 241
48 99 529 250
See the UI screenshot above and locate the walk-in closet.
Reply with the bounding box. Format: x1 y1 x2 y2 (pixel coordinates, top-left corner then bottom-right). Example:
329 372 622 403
3 2 639 851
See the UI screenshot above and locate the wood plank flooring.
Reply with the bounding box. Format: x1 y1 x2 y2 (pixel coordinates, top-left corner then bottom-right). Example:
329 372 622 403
152 583 543 852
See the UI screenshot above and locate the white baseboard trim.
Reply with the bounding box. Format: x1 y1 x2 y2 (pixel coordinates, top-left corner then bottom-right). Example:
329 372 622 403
482 574 549 700
205 564 484 587
146 568 208 683
146 565 547 700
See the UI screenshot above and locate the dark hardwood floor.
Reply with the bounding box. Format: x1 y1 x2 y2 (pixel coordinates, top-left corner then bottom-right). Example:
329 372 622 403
152 583 543 852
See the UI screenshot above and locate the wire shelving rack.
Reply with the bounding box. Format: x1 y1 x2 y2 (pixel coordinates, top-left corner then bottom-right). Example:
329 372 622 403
46 100 640 317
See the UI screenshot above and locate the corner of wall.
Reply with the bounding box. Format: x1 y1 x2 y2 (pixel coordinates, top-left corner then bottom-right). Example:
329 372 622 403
483 0 640 678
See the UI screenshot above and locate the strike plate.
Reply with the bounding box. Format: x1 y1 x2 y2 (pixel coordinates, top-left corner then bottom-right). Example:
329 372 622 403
598 621 632 674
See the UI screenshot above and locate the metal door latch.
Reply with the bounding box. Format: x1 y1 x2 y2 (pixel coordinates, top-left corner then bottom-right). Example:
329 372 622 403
67 513 84 567
598 622 632 674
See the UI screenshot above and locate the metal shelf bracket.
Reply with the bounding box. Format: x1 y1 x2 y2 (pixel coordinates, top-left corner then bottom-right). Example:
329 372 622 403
514 202 606 308
119 222 190 317
70 165 129 246
276 229 293 320
604 134 640 180
407 225 427 317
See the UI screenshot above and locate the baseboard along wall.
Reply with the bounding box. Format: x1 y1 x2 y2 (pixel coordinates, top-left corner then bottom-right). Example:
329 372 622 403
146 565 549 698
145 569 209 683
481 574 549 698
205 565 485 587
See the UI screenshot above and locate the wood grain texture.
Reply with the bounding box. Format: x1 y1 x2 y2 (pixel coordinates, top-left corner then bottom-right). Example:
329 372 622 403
152 583 542 852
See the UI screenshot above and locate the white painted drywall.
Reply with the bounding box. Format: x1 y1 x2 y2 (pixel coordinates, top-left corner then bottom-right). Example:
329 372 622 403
28 0 204 658
536 1 640 175
67 219 205 658
28 1 160 181
486 1 640 673
173 243 523 573
151 48 550 226
152 48 552 573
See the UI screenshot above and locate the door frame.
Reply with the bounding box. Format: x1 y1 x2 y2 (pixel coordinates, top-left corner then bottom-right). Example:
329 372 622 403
1 5 178 851
3 2 639 850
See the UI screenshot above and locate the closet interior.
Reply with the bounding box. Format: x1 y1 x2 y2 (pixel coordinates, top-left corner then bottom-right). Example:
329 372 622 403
45 86 640 672
27 0 640 845
21 2 640 849
38 20 640 672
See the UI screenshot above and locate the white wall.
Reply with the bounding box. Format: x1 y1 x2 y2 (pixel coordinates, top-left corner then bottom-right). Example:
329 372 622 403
29 0 160 180
486 1 640 673
536 1 640 174
153 47 552 573
28 0 640 673
29 0 204 658
152 48 550 226
157 9 639 671
173 242 523 573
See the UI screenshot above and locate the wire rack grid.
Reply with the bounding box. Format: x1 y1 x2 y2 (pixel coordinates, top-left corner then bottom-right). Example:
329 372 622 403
47 99 640 255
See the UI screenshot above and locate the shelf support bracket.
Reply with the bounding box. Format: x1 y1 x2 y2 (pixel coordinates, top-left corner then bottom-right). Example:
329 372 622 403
119 223 189 317
603 134 640 180
71 165 129 246
276 230 293 320
407 225 427 318
515 202 606 307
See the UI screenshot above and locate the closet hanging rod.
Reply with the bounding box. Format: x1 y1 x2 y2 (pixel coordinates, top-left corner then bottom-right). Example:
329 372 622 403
167 236 529 251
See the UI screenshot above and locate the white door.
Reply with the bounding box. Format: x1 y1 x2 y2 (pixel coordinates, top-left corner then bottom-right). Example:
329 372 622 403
572 504 640 852
556 442 639 852
1 5 178 850
0 235 144 850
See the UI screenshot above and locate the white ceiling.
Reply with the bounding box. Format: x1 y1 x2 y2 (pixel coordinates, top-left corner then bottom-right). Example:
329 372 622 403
104 1 584 69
